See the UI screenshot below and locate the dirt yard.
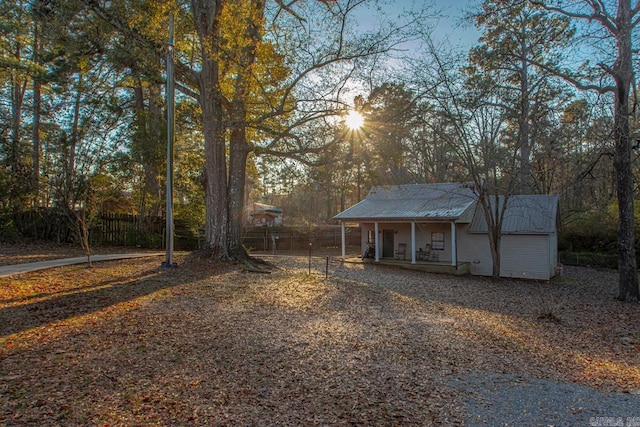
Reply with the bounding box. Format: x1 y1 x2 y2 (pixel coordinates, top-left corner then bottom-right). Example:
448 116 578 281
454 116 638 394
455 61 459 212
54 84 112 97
1 247 639 425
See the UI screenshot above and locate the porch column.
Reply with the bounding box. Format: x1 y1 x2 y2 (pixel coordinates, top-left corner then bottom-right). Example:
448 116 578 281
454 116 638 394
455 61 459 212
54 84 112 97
451 221 457 266
341 222 346 260
374 222 380 262
411 222 416 264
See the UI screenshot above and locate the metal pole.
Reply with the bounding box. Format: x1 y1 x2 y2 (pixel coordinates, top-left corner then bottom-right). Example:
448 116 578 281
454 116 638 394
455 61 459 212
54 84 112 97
163 13 175 268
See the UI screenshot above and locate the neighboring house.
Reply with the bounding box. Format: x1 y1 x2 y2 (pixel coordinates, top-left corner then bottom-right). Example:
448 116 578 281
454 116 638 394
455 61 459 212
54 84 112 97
334 183 559 280
250 203 283 227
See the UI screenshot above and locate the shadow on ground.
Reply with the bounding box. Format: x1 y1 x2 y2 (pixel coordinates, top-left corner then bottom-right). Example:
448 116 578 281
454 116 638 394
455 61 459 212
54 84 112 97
0 261 206 338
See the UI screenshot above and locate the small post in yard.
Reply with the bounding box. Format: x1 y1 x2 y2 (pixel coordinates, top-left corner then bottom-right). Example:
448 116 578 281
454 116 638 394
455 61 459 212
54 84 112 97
308 242 312 275
325 256 329 278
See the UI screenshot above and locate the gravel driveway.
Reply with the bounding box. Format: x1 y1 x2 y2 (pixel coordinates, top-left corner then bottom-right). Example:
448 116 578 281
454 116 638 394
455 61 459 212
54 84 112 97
452 372 640 426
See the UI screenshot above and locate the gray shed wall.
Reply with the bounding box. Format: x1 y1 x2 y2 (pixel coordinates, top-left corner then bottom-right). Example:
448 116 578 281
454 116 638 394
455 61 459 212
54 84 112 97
456 224 556 280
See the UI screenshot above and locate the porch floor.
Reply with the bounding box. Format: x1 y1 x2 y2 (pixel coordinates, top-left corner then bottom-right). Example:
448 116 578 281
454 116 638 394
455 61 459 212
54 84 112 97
345 256 470 275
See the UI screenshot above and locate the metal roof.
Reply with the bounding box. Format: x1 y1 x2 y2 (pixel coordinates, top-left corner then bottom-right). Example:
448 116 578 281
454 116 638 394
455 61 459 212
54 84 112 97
468 195 559 234
254 203 283 213
334 183 477 221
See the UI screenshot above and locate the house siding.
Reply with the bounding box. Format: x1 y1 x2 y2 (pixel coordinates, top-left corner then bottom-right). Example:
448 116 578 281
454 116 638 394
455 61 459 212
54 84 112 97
500 235 551 280
457 225 491 275
457 224 554 280
549 233 558 276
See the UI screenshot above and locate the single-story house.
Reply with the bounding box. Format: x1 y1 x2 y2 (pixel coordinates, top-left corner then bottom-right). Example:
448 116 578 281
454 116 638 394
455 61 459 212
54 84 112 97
249 203 283 227
334 183 559 280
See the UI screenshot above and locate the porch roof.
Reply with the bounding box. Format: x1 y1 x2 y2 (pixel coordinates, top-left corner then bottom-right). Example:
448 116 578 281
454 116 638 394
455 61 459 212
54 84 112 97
334 183 477 222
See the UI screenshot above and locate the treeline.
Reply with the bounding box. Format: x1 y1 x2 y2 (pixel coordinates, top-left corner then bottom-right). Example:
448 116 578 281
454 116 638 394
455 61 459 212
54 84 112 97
1 0 638 265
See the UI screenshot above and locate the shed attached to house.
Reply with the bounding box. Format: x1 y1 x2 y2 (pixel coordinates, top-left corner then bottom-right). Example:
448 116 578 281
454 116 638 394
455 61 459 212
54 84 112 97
334 183 559 280
458 195 560 280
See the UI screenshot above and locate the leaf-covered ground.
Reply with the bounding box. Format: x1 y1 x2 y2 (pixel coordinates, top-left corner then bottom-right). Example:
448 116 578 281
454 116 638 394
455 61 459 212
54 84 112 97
1 250 639 425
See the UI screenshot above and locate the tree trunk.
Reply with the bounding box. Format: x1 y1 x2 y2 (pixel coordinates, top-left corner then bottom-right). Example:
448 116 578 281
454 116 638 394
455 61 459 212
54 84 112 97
68 73 82 205
613 0 639 301
147 83 164 211
226 0 264 258
10 63 27 207
478 192 509 279
191 0 229 258
489 228 501 278
131 79 162 217
200 61 228 258
228 121 250 257
519 63 532 194
32 21 42 204
32 78 41 201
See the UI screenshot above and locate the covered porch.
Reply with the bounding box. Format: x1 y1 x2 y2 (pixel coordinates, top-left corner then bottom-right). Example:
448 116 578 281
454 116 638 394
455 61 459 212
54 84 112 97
338 220 464 267
334 183 477 273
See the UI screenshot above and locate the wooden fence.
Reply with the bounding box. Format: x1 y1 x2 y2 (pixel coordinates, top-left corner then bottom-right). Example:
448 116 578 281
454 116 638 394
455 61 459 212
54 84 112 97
92 213 165 248
92 213 201 250
242 225 361 251
11 208 360 252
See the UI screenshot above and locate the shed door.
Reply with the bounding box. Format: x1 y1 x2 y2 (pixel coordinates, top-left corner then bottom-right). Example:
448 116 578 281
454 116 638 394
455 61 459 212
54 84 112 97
382 229 394 258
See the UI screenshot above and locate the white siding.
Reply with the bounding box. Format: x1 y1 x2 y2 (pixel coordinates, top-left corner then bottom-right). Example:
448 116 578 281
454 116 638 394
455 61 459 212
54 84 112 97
500 235 550 280
549 233 558 276
457 225 493 276
456 224 554 280
395 223 451 262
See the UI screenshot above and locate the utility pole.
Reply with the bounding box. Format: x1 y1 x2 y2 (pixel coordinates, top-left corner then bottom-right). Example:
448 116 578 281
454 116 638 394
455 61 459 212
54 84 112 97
163 13 175 268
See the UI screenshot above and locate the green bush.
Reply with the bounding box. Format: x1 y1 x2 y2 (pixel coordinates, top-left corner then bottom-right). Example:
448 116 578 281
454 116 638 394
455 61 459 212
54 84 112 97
559 205 618 254
0 210 22 243
559 251 618 269
558 203 640 269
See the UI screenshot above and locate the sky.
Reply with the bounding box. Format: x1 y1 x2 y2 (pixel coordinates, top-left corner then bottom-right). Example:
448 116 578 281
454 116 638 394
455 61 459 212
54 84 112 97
353 0 482 52
432 0 482 49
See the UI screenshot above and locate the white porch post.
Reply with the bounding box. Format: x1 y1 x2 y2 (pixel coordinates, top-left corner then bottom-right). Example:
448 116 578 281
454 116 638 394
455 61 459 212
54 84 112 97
411 222 416 264
374 222 380 262
341 222 346 260
451 221 457 266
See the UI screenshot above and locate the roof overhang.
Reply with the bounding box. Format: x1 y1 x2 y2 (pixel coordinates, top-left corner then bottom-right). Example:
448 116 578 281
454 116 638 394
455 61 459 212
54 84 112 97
336 217 460 223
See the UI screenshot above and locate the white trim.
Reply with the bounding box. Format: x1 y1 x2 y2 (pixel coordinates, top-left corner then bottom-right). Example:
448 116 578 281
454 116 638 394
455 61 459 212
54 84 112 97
341 222 346 260
374 222 380 262
451 221 457 266
411 222 416 264
354 219 456 224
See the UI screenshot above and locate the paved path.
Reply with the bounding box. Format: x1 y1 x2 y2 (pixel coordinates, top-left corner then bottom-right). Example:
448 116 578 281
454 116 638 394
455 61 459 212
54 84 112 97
0 253 165 278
